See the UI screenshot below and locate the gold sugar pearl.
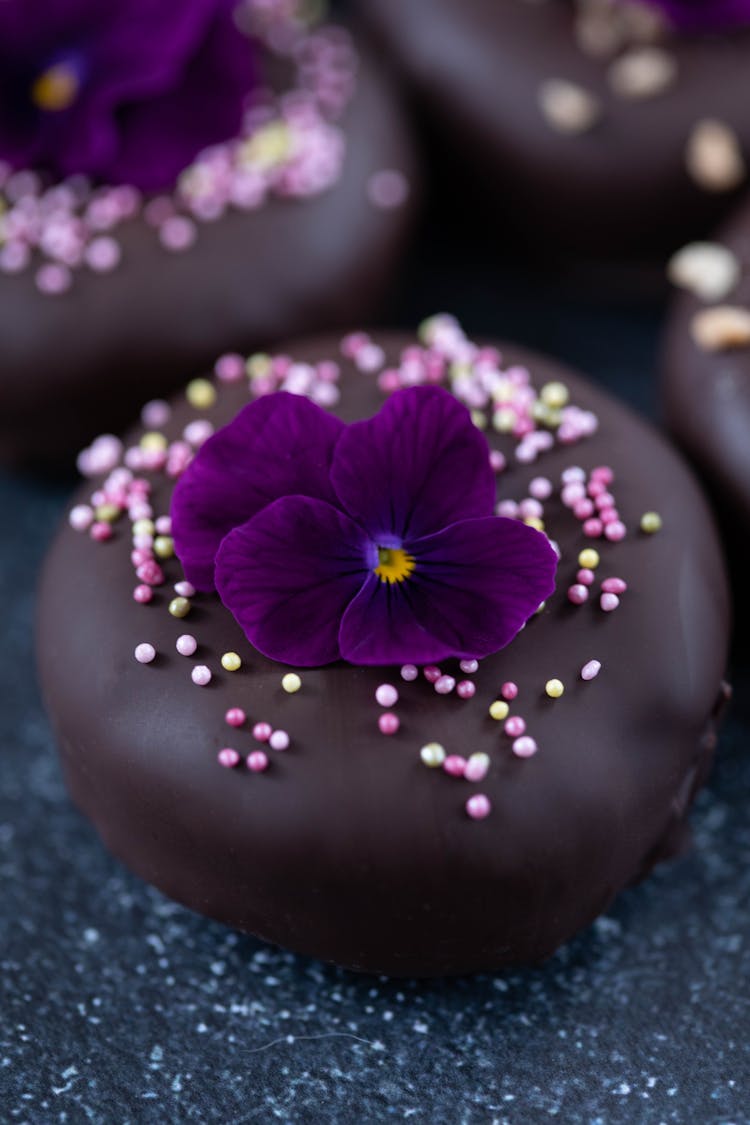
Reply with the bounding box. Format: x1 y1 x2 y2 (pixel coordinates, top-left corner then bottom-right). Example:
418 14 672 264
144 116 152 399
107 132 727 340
140 431 168 452
578 548 600 570
281 672 302 693
168 597 191 619
420 742 446 768
221 652 242 672
545 678 564 699
186 378 217 410
640 511 663 534
489 700 509 721
153 536 174 559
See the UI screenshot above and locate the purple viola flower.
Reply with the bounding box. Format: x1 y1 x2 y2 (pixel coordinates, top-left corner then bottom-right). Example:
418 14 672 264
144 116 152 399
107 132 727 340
171 388 558 667
633 0 750 31
0 0 254 191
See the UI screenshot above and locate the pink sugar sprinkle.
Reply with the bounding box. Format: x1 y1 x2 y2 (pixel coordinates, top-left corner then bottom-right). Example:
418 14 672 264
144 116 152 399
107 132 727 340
561 482 585 506
423 665 441 684
573 499 595 519
466 794 491 820
457 680 476 700
599 507 619 525
131 547 152 567
529 476 553 500
141 399 171 428
591 466 614 485
225 707 246 728
215 353 246 382
434 675 456 695
35 262 71 295
501 682 518 701
155 516 172 535
253 722 272 742
69 504 93 532
183 419 214 448
134 643 156 665
400 664 418 682
443 755 467 777
496 500 518 519
375 683 399 707
601 577 627 594
581 660 602 681
459 659 479 674
583 518 603 538
378 712 400 735
464 754 489 782
85 236 121 273
159 215 197 252
246 750 268 772
136 560 164 586
600 592 620 612
218 748 240 769
176 634 197 657
133 584 153 604
173 580 193 597
561 466 585 484
367 168 410 210
191 665 211 686
577 568 595 586
269 730 290 752
587 479 607 498
489 450 506 473
504 715 526 738
518 498 543 520
568 584 589 606
595 492 615 510
90 521 112 542
512 736 538 759
604 521 627 542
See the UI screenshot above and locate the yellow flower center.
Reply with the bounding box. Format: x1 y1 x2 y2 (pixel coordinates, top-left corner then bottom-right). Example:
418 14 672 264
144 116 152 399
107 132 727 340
32 64 80 112
374 546 415 584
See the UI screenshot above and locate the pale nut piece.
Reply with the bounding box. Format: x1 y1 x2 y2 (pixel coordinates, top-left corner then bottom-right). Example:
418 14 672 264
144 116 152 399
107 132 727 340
538 79 602 135
667 242 741 303
608 47 677 100
690 305 750 352
686 119 746 193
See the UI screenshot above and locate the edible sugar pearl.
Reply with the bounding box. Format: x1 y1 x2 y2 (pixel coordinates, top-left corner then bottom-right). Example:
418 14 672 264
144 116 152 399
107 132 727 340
577 568 595 586
466 794 491 820
420 742 446 768
281 672 302 693
401 664 418 682
501 681 518 701
269 730 290 752
604 520 627 542
443 755 467 777
378 713 400 735
489 700 509 721
253 722 272 742
600 592 620 612
457 680 476 700
512 736 538 759
561 466 586 484
545 679 564 698
69 505 94 531
567 584 589 605
246 750 269 772
133 584 153 604
434 675 456 695
176 634 197 656
529 476 553 500
174 580 195 597
221 652 242 672
191 665 211 686
375 683 399 707
504 715 526 737
581 660 602 681
464 753 490 782
214 353 245 382
134 643 155 664
601 577 627 594
217 748 240 769
225 707 246 727
423 665 441 683
459 659 479 674
583 518 603 538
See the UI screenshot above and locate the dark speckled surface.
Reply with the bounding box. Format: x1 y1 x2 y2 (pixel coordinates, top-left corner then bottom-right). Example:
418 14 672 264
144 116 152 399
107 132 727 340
2 233 750 1121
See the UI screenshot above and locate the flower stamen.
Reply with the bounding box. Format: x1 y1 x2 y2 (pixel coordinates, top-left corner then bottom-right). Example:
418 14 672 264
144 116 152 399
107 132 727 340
31 63 80 112
374 546 415 584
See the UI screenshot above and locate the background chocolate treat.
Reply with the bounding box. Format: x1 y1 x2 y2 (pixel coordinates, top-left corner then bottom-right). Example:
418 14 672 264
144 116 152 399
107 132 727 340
662 205 750 573
0 39 417 466
356 0 750 266
37 327 729 977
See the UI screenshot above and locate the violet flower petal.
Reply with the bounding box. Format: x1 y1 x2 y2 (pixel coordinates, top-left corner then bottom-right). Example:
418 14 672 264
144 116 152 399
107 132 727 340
639 0 750 31
172 393 346 591
330 386 496 544
339 517 557 665
215 496 369 667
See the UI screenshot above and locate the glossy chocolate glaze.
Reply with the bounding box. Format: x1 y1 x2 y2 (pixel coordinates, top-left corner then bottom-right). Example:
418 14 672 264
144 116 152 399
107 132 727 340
0 51 416 465
357 0 750 259
662 201 750 535
37 333 730 976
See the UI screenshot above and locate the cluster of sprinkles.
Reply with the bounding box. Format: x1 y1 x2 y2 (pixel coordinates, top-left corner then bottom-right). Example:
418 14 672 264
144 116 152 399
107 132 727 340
0 1 404 295
69 315 664 820
534 0 747 195
667 238 750 356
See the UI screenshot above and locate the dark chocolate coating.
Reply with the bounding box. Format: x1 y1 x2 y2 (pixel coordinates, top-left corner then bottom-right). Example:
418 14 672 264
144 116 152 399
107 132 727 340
357 0 750 259
662 202 750 535
37 333 729 976
0 50 416 466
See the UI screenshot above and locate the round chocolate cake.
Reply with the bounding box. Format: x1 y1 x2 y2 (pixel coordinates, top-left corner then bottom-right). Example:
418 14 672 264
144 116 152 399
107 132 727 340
357 0 750 259
0 5 415 464
38 319 730 976
662 208 750 540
